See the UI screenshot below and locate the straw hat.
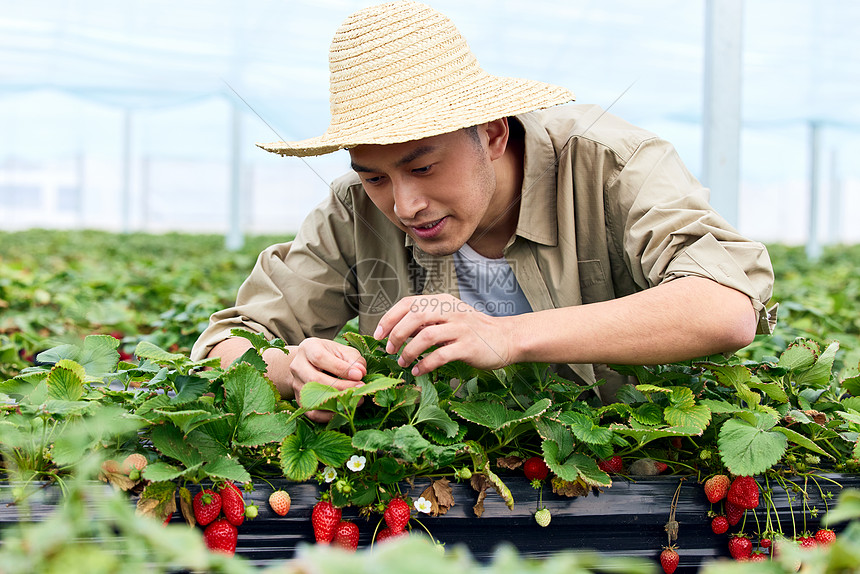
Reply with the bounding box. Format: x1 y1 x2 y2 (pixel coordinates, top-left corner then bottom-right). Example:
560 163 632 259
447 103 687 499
258 1 574 157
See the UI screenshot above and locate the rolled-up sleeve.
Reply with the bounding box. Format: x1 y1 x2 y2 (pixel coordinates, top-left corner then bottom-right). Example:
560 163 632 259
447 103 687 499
611 137 777 334
190 189 359 361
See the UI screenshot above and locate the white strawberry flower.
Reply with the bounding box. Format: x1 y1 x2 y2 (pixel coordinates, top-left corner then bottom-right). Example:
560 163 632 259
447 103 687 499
322 466 338 483
414 496 432 514
346 454 366 472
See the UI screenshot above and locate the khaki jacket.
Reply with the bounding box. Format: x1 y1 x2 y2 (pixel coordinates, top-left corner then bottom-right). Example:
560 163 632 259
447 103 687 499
192 105 776 400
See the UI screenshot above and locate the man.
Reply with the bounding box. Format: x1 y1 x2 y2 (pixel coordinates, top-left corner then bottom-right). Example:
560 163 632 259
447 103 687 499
191 1 776 418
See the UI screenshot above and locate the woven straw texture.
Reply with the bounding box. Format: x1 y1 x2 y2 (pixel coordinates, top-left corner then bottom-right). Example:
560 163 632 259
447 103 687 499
258 1 574 156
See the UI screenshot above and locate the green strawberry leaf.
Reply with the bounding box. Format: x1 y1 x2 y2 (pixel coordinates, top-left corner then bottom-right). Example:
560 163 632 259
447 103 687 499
224 362 279 420
778 340 819 371
172 375 211 404
134 340 185 363
37 335 120 377
773 426 833 459
557 411 613 445
307 430 354 467
151 409 232 436
717 413 787 475
535 418 575 460
234 412 295 447
143 461 202 482
794 341 839 388
279 424 320 482
392 425 433 463
45 363 85 401
608 421 700 447
414 375 459 438
450 398 551 432
630 403 663 425
746 377 789 403
663 387 711 432
150 423 204 468
352 429 394 451
201 456 252 483
635 384 672 394
543 440 611 487
230 347 268 372
696 363 752 387
187 427 232 460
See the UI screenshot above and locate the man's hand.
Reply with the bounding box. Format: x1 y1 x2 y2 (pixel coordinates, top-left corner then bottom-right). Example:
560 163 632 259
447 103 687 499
373 294 517 376
209 336 366 423
287 338 367 422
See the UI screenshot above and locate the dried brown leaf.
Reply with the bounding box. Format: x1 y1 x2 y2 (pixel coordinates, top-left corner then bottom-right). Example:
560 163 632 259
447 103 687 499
495 456 524 470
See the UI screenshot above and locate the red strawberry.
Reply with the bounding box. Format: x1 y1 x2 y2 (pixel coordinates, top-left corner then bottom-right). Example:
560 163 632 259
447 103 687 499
654 462 668 474
376 527 407 543
727 476 759 509
597 455 623 474
311 500 342 544
383 497 411 533
798 534 817 550
814 528 836 545
659 547 679 574
711 515 729 534
203 518 238 555
728 534 753 560
760 537 772 550
193 489 222 526
704 474 730 504
269 490 291 516
725 500 745 526
333 521 360 551
523 456 550 481
219 481 245 526
749 551 768 562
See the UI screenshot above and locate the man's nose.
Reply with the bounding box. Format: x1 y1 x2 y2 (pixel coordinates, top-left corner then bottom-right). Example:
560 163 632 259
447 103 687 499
392 181 428 221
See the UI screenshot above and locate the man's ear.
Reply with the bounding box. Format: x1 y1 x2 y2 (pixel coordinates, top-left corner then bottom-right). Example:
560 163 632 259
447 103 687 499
483 118 509 161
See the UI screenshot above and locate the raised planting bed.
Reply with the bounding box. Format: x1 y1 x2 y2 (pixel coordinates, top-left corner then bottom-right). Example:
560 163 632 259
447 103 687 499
4 474 852 572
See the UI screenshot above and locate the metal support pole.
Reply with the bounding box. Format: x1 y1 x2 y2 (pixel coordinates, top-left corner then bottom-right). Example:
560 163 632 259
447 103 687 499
226 102 244 251
828 149 841 245
121 109 132 233
702 0 744 228
806 121 821 261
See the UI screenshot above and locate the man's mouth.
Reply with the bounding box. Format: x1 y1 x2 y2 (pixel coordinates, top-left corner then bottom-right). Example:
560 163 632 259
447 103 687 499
409 217 447 239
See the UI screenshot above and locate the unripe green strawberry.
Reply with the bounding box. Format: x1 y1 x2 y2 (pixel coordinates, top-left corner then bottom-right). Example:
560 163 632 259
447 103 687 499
244 503 258 520
269 490 291 516
534 508 551 527
203 518 237 555
218 481 245 526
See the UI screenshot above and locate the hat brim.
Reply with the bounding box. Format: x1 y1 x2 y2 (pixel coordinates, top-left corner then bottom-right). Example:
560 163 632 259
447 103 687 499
257 74 574 157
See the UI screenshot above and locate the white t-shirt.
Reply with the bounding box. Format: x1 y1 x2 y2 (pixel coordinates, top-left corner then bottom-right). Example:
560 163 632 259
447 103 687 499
452 243 532 317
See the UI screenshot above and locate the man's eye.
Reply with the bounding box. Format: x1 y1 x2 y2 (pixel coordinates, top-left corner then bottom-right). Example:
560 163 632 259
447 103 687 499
412 165 432 174
364 176 384 184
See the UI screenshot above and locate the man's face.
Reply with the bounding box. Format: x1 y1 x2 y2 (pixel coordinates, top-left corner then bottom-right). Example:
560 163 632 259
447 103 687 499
349 128 497 257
